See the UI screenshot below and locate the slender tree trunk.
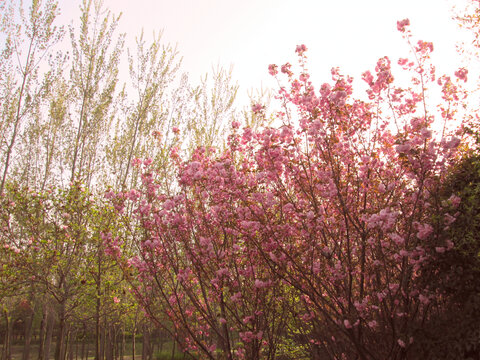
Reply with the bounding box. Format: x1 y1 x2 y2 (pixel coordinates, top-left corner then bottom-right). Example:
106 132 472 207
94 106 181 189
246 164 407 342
64 328 70 360
119 326 125 360
38 305 48 360
99 326 104 360
80 336 85 360
75 337 78 360
2 309 12 360
112 326 117 360
95 305 101 360
104 327 111 360
100 312 107 360
132 332 136 360
68 329 75 360
43 309 54 360
22 304 35 360
148 335 153 360
158 337 163 356
54 303 66 360
141 325 149 360
131 323 136 360
95 248 102 360
170 339 175 360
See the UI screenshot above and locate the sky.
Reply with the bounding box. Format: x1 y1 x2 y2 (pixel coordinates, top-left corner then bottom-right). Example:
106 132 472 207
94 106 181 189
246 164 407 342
57 0 471 107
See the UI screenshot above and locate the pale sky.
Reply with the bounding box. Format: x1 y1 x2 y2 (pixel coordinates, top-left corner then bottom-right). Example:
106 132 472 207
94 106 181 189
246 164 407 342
58 0 471 106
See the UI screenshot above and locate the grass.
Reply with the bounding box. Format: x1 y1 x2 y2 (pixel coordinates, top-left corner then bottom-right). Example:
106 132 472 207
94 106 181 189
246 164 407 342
8 339 194 360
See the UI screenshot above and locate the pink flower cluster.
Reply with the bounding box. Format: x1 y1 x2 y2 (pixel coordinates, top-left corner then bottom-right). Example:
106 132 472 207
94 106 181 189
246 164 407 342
397 18 410 32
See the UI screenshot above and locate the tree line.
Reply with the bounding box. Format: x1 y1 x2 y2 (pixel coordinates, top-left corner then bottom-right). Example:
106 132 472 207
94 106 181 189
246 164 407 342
1 0 480 359
0 0 253 359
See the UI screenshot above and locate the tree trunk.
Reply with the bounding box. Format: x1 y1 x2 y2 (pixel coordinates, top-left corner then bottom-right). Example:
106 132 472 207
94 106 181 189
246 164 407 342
1 309 12 360
43 309 54 360
54 303 66 360
100 312 107 360
95 250 102 360
158 337 163 356
75 338 78 360
68 329 75 360
119 326 125 360
105 327 112 360
111 326 117 360
38 305 48 360
99 326 105 360
80 336 85 360
22 304 35 360
131 329 136 360
170 339 175 360
141 325 149 360
63 326 71 360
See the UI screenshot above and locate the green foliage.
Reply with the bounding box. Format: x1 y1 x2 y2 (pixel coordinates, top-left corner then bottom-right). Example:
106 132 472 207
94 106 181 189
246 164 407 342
0 0 64 192
67 0 124 187
413 153 480 359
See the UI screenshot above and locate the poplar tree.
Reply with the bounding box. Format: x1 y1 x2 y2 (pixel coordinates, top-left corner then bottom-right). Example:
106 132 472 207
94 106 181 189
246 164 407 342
0 0 63 192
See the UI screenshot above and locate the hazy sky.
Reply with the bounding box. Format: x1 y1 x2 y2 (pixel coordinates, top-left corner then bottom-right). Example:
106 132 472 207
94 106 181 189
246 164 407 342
58 0 470 106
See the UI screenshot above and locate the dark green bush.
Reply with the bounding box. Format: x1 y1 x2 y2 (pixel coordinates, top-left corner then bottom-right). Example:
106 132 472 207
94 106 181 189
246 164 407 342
412 154 480 359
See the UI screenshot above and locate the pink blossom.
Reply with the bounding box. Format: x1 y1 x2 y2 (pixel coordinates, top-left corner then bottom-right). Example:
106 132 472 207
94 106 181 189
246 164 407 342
419 294 430 304
454 67 468 82
389 233 405 245
268 64 278 76
416 223 433 240
281 62 293 76
131 158 142 167
448 194 461 207
444 213 456 226
143 158 153 166
389 283 399 292
362 70 374 85
416 40 434 54
420 128 432 139
396 143 411 153
254 279 267 288
397 18 410 32
397 339 406 348
320 83 331 97
446 240 454 250
444 136 461 149
399 250 409 257
230 292 241 302
344 320 352 329
330 90 347 106
239 331 254 343
435 246 445 253
295 44 307 55
251 103 263 113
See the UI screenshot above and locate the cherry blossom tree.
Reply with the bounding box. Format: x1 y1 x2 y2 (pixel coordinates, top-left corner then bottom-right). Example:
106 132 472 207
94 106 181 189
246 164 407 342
110 17 476 360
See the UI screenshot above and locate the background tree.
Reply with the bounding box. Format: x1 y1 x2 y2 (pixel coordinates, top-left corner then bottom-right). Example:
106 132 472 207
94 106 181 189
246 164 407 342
66 0 123 188
106 30 182 192
0 0 63 192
